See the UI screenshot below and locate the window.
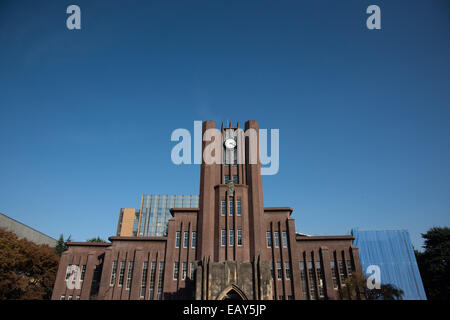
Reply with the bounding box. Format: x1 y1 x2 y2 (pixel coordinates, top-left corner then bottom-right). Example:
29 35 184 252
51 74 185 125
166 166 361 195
190 262 195 279
191 232 197 248
221 230 226 246
232 175 238 183
278 295 284 300
126 261 134 290
60 295 65 300
68 295 73 300
346 260 353 278
229 230 235 246
274 232 280 248
157 262 164 300
338 260 346 282
330 261 339 289
221 200 226 216
175 232 181 248
224 175 230 184
316 261 325 298
288 295 294 300
277 262 282 280
229 200 234 216
140 262 148 298
266 232 272 248
299 262 308 300
76 295 80 300
110 261 117 286
148 262 156 300
72 264 78 281
118 261 126 286
237 200 241 216
65 265 72 280
282 232 288 248
182 262 187 280
307 262 318 300
237 229 242 246
80 265 86 281
173 262 179 280
285 262 291 280
183 231 189 248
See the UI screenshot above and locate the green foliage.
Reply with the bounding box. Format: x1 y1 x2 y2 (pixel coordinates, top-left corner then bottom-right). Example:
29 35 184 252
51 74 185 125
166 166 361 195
86 236 107 243
415 226 450 300
342 272 404 300
54 234 71 257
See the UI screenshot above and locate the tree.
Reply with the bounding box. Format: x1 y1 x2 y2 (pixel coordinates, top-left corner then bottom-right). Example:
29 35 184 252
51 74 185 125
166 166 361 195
0 228 59 299
86 237 107 243
342 272 404 300
55 234 71 257
415 227 450 300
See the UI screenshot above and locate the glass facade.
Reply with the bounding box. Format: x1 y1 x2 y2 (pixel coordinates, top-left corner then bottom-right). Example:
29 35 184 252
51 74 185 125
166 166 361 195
138 195 199 237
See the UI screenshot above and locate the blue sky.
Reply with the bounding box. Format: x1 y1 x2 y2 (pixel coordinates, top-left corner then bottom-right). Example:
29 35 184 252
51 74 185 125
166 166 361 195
0 0 449 250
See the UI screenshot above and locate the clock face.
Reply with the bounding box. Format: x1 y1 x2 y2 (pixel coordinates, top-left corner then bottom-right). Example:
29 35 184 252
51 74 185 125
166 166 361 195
224 138 236 149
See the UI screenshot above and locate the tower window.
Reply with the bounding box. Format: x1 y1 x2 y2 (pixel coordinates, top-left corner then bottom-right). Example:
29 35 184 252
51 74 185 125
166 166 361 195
229 230 235 246
221 230 226 246
221 200 226 216
237 229 242 246
183 231 189 248
175 231 181 248
266 232 272 248
237 200 242 216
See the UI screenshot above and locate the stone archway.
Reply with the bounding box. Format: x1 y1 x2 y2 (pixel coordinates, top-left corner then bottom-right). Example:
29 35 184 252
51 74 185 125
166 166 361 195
216 285 248 300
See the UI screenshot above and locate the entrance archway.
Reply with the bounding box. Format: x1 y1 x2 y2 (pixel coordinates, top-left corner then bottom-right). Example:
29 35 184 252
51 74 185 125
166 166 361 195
216 285 248 300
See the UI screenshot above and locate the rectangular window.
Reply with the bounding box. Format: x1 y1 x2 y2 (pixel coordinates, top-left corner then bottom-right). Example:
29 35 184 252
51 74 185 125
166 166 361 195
277 262 282 280
60 295 65 300
140 262 148 298
299 262 308 300
192 232 197 248
224 175 230 184
266 232 272 248
76 295 80 300
182 262 187 280
237 200 242 216
221 200 226 216
221 230 226 246
232 175 238 183
190 262 195 279
237 229 242 246
65 265 72 280
157 262 164 300
72 265 78 281
183 231 189 248
229 230 234 246
229 200 234 216
175 231 181 248
110 261 117 286
330 261 339 289
285 262 291 280
68 295 73 300
118 261 126 286
233 149 237 165
307 262 318 300
346 259 353 278
316 261 325 298
80 265 86 281
274 232 280 248
282 231 288 248
126 261 134 290
173 262 179 280
148 262 156 300
338 260 346 282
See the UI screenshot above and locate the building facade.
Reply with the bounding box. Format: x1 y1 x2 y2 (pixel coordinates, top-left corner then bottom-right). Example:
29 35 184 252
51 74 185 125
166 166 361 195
52 120 363 300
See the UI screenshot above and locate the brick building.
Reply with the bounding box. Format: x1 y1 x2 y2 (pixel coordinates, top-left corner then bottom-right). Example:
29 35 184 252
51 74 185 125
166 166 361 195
51 120 363 300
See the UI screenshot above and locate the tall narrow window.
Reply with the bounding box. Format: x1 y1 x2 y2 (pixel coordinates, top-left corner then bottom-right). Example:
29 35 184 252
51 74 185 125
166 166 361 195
65 265 72 280
110 261 117 286
299 262 308 300
346 259 353 278
148 262 156 300
173 262 179 280
224 175 230 184
182 262 187 280
72 265 78 281
157 262 164 300
277 262 283 280
221 200 226 216
229 200 234 216
229 230 234 246
126 261 134 290
330 261 339 289
274 232 280 247
285 262 291 280
118 261 126 286
282 231 288 248
266 232 272 248
175 231 181 248
316 261 325 298
190 262 196 279
183 231 189 248
237 200 242 216
307 262 318 300
221 230 226 246
338 260 346 282
191 232 197 248
237 229 242 246
140 262 148 298
232 175 238 183
80 265 86 281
